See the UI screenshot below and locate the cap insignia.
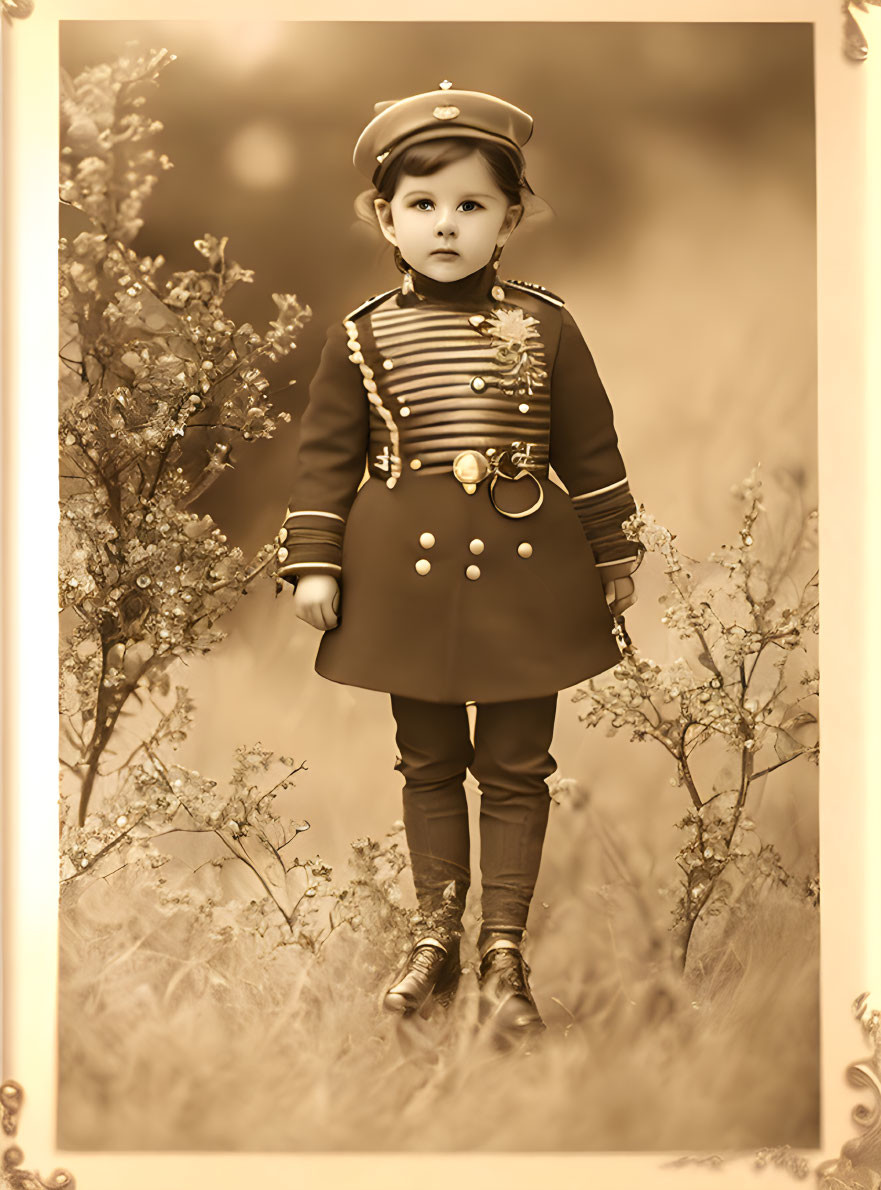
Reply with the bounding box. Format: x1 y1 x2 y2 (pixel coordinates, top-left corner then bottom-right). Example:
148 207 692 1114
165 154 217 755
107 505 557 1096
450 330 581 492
433 105 460 120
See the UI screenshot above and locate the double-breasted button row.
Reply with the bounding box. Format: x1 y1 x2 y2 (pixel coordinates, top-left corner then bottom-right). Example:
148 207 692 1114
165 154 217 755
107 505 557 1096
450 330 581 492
413 536 534 577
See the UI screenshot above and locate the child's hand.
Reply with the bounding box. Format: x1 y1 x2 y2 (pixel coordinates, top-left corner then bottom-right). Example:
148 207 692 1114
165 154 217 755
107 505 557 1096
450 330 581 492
604 575 636 616
292 574 340 630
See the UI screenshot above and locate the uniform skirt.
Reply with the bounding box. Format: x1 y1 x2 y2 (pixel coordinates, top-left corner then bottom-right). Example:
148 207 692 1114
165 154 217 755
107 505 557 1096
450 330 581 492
315 471 622 704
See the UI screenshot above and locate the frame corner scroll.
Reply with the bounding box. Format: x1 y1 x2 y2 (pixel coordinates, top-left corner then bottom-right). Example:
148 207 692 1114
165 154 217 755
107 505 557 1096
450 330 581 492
816 993 881 1188
1 0 35 19
1 1080 77 1189
842 0 880 60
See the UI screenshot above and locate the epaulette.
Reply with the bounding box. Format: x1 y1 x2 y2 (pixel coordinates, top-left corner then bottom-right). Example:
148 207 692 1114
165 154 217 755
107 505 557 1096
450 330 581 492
343 288 399 323
503 279 565 308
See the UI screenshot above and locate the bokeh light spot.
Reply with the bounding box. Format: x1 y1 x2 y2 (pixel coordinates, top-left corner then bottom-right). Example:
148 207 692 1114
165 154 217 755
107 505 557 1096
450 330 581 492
224 121 295 190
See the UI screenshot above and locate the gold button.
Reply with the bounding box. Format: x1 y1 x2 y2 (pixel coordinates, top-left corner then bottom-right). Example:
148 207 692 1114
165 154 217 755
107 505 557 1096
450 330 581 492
519 403 530 413
410 459 422 470
470 376 486 393
419 533 436 549
452 450 489 484
400 407 410 417
383 359 394 370
469 539 484 555
415 559 431 575
517 542 533 558
277 547 289 562
491 284 505 302
465 565 481 581
278 527 288 543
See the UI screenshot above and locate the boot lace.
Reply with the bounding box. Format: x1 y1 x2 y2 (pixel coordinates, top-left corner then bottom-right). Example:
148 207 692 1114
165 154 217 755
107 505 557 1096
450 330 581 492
481 947 532 996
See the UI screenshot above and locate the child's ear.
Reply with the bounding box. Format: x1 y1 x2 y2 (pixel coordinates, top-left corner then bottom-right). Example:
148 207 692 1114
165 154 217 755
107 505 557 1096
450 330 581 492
496 203 524 247
373 198 397 247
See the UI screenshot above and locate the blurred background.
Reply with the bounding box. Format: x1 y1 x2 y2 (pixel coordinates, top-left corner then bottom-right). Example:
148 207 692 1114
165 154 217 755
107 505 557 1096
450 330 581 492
59 20 817 891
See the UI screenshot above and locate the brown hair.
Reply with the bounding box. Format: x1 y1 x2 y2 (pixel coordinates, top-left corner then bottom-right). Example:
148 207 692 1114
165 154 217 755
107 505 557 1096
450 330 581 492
376 136 525 206
353 136 528 231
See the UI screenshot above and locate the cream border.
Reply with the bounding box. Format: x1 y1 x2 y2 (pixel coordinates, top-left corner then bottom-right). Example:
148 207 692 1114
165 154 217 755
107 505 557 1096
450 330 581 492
1 2 878 1186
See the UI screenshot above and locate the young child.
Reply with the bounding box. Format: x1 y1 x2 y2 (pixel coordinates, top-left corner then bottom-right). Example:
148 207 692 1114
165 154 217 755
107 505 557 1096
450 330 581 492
275 84 641 1044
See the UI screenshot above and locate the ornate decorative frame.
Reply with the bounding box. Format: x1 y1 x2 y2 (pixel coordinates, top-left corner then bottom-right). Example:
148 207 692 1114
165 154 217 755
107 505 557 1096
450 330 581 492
1 2 878 1188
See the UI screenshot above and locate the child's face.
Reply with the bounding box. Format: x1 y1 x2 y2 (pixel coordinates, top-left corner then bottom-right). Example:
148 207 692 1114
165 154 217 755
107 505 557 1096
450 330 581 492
374 151 523 283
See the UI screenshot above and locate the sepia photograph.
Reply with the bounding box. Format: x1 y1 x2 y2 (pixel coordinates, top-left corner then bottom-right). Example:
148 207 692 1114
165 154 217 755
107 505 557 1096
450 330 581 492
2 1 879 1187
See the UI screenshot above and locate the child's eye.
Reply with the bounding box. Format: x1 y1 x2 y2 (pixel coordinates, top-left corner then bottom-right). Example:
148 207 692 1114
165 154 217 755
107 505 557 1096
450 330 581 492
460 200 483 212
412 199 434 211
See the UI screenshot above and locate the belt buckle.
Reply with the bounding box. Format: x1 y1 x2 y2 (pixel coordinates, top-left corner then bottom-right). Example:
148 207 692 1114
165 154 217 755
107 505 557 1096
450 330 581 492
452 449 490 494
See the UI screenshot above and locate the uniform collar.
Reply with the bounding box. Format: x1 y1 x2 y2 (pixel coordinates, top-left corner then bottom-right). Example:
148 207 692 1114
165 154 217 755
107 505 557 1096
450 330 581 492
400 257 500 310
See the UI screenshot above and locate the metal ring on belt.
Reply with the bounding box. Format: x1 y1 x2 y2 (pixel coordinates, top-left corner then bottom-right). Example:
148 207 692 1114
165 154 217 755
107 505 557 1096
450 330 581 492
488 470 544 519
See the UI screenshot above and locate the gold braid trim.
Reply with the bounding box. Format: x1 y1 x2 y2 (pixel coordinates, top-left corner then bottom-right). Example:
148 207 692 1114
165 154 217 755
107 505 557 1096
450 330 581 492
343 318 402 490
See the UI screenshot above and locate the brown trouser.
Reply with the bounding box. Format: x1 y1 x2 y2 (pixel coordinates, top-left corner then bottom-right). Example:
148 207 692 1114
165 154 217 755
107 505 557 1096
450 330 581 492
390 694 558 942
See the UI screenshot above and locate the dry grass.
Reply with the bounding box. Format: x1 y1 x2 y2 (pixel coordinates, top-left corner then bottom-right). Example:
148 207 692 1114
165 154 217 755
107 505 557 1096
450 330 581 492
57 793 818 1153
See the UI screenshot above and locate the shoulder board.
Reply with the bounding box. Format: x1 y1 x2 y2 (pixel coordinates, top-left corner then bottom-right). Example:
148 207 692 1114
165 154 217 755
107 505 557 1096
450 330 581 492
343 288 399 323
503 279 565 308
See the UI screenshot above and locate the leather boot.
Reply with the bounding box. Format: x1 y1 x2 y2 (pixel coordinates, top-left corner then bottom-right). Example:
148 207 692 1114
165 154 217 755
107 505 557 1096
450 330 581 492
477 938 545 1043
382 936 461 1019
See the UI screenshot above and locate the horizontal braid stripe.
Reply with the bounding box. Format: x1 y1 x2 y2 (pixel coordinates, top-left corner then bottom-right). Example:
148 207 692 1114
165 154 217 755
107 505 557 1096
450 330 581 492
283 509 345 522
585 533 636 552
381 345 548 368
573 493 636 522
382 354 508 376
572 483 633 511
385 375 550 398
575 515 638 539
590 545 643 565
372 329 481 348
283 542 343 563
385 390 550 409
385 373 509 396
401 427 551 445
574 501 636 526
393 396 551 415
285 527 344 547
571 477 629 500
277 561 342 577
404 445 550 464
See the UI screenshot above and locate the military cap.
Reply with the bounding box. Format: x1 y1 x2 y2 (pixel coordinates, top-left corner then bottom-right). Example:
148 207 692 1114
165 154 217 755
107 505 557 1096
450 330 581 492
353 81 534 187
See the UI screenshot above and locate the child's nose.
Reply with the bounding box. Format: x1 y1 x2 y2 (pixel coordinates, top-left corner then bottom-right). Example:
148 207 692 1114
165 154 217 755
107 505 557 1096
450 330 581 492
434 209 457 236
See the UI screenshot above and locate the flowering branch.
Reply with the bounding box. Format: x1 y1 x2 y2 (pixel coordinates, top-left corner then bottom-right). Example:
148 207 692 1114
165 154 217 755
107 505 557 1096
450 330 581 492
58 48 311 824
574 467 819 969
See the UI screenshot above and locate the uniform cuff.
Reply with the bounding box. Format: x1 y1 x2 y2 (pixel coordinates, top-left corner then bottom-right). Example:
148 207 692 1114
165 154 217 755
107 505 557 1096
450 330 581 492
274 509 346 581
570 479 641 567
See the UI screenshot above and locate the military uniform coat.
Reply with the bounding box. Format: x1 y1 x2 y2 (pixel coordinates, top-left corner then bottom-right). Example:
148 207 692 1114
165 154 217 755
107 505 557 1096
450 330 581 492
276 259 642 704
